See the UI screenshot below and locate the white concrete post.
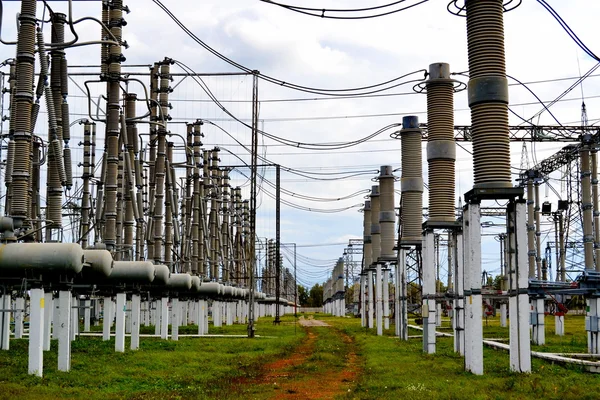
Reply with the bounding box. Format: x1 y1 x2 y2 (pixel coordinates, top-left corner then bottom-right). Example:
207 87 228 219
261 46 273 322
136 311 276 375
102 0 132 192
125 300 132 334
154 299 161 336
555 312 565 336
367 269 374 329
15 296 25 339
115 293 126 352
509 201 532 373
464 203 483 375
398 249 408 340
84 300 91 332
160 297 169 340
500 303 507 328
131 294 141 350
376 264 383 335
171 298 179 341
70 296 78 341
383 268 390 330
423 231 436 354
43 293 53 351
532 298 546 345
1 293 12 350
103 296 112 341
28 288 44 377
58 290 71 372
214 301 222 327
52 298 59 341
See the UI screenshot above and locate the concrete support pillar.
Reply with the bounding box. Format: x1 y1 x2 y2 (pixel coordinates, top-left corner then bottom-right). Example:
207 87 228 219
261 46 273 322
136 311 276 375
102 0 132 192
360 275 366 327
198 300 206 335
213 301 222 327
500 303 507 328
70 296 78 341
14 296 25 339
125 300 132 334
454 231 465 354
423 231 437 354
376 264 383 335
115 293 126 352
532 298 545 345
84 300 91 332
94 299 101 326
154 299 161 336
587 297 600 354
103 297 112 341
464 203 483 375
367 269 374 329
171 298 179 341
555 313 565 336
43 293 53 351
182 301 189 326
58 290 71 372
28 288 44 377
398 250 408 340
161 297 169 340
131 294 141 350
52 298 59 340
383 268 390 330
1 293 12 350
508 200 532 373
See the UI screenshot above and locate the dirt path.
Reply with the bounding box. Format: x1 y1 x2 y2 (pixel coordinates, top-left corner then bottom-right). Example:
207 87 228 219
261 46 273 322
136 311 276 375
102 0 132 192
237 322 360 400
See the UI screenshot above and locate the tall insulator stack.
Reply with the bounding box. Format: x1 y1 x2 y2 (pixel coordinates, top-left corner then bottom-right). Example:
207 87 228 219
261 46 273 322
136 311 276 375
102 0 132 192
465 0 511 188
378 166 396 260
370 186 381 264
426 63 456 223
400 116 423 244
10 0 36 230
4 61 15 218
103 0 126 252
363 200 372 269
81 122 92 249
191 122 203 275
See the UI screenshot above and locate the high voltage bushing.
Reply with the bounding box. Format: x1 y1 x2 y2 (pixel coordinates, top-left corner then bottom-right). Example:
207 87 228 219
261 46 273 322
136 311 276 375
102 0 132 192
191 122 203 275
370 185 381 265
463 0 513 188
378 166 396 261
399 116 423 244
423 63 460 223
363 200 372 268
11 0 37 229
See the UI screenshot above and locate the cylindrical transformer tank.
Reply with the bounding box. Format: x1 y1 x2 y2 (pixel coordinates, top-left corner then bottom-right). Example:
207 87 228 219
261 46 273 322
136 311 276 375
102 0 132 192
363 200 372 269
153 264 171 285
83 249 114 277
109 261 155 283
370 185 381 264
400 116 423 243
0 243 84 273
379 165 396 259
426 63 456 223
466 0 511 188
167 273 193 291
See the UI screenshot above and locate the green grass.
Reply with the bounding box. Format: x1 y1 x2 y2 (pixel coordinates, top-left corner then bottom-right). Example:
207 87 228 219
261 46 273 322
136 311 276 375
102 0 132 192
0 315 304 400
314 314 600 400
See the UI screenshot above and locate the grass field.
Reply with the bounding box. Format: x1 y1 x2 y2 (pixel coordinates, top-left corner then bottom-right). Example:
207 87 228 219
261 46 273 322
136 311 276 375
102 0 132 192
1 313 600 399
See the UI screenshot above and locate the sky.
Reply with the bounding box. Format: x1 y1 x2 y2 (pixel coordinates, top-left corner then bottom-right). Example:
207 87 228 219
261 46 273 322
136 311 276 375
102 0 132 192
1 0 599 289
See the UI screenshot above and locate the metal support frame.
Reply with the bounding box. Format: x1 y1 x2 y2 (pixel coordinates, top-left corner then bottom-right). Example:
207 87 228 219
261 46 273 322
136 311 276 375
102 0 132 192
453 230 465 355
508 200 532 372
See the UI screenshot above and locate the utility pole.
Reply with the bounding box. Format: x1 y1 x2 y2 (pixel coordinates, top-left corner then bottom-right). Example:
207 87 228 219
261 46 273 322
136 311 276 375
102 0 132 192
274 164 281 324
248 71 259 338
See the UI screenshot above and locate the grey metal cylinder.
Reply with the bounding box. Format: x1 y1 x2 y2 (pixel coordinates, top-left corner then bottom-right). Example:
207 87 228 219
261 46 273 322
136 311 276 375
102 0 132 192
370 185 381 264
379 166 396 260
0 243 84 273
110 261 155 283
167 273 193 291
153 264 171 285
426 62 456 223
83 249 114 277
400 116 423 243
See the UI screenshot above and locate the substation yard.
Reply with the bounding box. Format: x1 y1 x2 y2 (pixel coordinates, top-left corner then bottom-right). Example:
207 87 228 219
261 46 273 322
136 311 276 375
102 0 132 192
1 313 599 400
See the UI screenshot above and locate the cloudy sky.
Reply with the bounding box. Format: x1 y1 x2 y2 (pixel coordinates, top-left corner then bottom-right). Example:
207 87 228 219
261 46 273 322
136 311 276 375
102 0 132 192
1 0 599 288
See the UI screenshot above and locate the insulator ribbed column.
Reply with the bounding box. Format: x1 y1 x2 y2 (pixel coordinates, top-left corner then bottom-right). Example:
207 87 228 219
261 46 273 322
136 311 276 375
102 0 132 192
426 63 456 222
221 170 231 282
593 149 600 271
103 1 125 252
370 185 381 264
526 178 535 278
581 148 595 270
379 166 396 260
81 123 92 249
234 187 243 285
164 143 174 269
11 0 36 228
146 63 159 260
242 200 251 287
466 0 511 188
363 200 372 270
400 116 423 243
191 122 202 275
5 61 16 216
209 150 221 280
